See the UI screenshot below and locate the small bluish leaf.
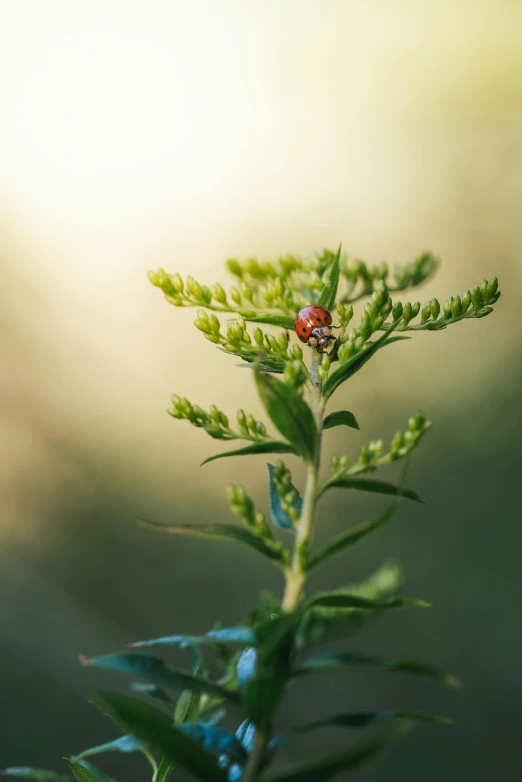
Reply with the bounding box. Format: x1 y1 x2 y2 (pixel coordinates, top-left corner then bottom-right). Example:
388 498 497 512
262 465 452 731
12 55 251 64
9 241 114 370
325 475 424 503
91 692 227 782
236 647 258 687
130 627 255 650
63 760 116 782
259 726 406 781
307 503 399 570
255 370 318 463
2 771 71 782
73 735 148 761
293 650 460 688
202 440 298 465
136 519 286 566
80 653 239 703
178 725 247 764
306 593 430 611
323 326 402 400
318 244 342 311
267 464 301 530
322 410 359 431
234 720 257 753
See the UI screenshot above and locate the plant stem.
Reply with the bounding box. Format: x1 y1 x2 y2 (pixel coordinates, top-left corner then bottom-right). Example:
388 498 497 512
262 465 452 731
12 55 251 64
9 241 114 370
243 351 325 780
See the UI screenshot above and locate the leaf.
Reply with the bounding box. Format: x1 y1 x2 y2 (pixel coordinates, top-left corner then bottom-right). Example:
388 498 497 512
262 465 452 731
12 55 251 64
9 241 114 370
255 370 318 463
218 347 285 374
155 759 174 782
91 692 227 782
267 464 301 530
259 726 406 781
293 651 460 688
306 594 430 611
322 410 359 431
130 627 255 649
136 519 286 565
236 647 258 687
318 244 342 311
175 689 202 725
325 475 424 503
177 725 247 763
242 674 287 725
307 503 399 570
73 735 148 761
241 314 295 329
130 682 176 707
63 760 116 782
2 770 71 782
272 710 451 749
323 327 403 400
202 440 298 465
80 653 239 703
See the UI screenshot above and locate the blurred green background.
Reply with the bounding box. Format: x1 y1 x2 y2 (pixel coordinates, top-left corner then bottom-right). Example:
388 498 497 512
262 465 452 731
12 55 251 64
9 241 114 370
1 1 521 780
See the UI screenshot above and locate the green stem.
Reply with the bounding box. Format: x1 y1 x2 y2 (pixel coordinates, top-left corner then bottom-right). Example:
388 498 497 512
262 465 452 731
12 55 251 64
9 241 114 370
242 352 325 781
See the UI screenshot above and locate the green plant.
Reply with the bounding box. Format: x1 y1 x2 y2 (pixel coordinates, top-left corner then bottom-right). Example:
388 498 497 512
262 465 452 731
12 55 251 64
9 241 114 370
5 247 500 782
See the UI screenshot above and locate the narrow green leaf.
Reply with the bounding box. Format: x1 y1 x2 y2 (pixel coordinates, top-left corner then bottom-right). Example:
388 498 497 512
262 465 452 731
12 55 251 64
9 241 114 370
129 627 255 649
218 347 285 373
63 760 116 782
80 653 239 703
175 689 202 725
2 771 71 782
293 651 460 688
130 682 176 707
318 244 342 311
325 475 424 503
242 674 287 725
267 464 301 530
322 410 359 431
154 759 173 782
178 725 247 763
91 692 227 782
73 735 148 761
136 519 286 565
241 314 295 329
306 594 430 610
255 370 318 463
272 710 451 749
323 325 402 400
201 440 298 465
307 503 399 571
259 726 406 781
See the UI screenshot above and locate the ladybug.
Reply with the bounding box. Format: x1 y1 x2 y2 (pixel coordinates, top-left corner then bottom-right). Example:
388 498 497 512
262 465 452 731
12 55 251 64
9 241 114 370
294 305 335 353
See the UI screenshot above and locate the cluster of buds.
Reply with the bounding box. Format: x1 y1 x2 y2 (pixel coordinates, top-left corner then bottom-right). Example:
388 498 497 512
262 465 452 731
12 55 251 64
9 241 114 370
270 461 301 525
226 484 273 540
335 301 354 328
339 251 437 304
336 281 393 365
392 252 438 291
392 276 499 331
284 355 308 389
330 413 432 477
169 396 271 442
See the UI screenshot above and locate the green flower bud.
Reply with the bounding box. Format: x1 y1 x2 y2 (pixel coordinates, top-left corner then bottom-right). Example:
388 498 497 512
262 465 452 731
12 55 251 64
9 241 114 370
253 327 264 346
443 297 453 318
392 301 403 319
148 268 169 288
430 298 441 319
237 408 247 429
230 287 242 305
226 259 242 277
471 287 483 308
219 411 229 428
338 342 354 365
461 290 471 313
212 282 227 303
208 314 221 334
266 334 279 351
209 404 221 423
339 455 348 469
289 343 303 361
487 276 498 297
421 303 431 323
256 421 267 437
411 301 421 318
451 297 462 318
246 414 257 433
186 276 203 300
402 302 413 323
278 332 289 351
331 456 339 471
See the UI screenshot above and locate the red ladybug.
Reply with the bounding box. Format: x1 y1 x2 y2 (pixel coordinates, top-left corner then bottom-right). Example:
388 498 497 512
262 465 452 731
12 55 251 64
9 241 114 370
294 305 335 353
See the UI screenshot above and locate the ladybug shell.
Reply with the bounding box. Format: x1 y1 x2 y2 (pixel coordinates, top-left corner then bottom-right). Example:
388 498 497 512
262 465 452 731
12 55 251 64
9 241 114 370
294 305 333 343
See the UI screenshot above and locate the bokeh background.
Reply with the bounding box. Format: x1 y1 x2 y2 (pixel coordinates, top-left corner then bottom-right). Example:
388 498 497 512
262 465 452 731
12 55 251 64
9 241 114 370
1 1 521 780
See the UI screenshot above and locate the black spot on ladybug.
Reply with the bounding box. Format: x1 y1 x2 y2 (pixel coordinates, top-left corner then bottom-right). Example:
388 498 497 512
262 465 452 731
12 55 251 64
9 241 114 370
302 327 306 333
